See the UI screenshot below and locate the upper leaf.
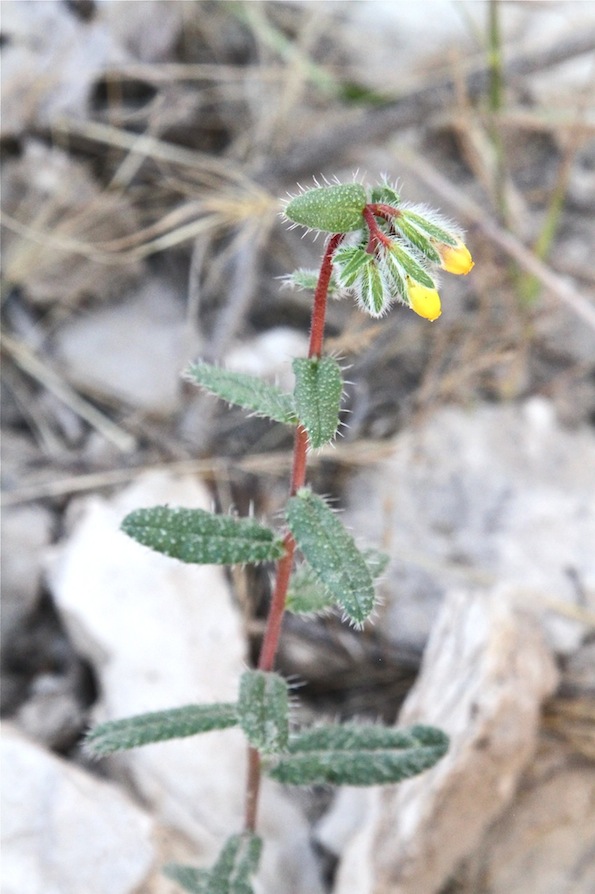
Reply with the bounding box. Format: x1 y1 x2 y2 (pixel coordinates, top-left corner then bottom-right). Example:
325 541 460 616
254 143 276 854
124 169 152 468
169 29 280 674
267 723 449 786
292 356 343 448
285 489 375 625
238 670 289 755
284 183 367 233
186 361 297 426
85 703 239 756
122 506 286 565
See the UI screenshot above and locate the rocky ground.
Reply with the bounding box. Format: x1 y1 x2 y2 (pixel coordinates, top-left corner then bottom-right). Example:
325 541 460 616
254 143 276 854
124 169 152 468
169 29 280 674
2 2 594 893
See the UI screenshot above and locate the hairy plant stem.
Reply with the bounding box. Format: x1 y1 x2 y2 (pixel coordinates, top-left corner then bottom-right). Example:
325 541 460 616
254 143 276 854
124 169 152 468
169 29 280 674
244 233 343 832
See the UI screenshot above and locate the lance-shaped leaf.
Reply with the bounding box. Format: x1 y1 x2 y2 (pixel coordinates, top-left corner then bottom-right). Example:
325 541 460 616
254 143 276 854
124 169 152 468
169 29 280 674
285 563 335 616
238 670 289 755
389 243 435 289
282 268 340 297
286 489 375 625
286 549 388 617
292 357 343 448
163 863 208 893
358 257 387 317
122 506 285 565
400 210 459 246
164 834 262 894
267 723 449 786
185 361 297 426
333 245 372 287
210 833 263 894
86 703 239 756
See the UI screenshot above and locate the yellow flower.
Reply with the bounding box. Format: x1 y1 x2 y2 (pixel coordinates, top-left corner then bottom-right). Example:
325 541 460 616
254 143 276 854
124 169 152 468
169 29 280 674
435 240 474 275
407 278 442 321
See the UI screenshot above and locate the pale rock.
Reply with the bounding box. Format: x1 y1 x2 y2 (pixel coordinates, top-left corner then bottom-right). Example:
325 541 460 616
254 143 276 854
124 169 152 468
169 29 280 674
345 400 595 656
99 0 185 64
53 280 193 416
455 746 595 894
1 504 54 643
1 0 184 138
1 724 156 894
328 587 559 894
225 327 309 393
0 1 124 136
256 781 326 894
47 471 247 855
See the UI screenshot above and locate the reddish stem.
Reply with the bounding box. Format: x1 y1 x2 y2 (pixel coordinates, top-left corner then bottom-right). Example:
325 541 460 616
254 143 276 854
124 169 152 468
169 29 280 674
363 206 393 250
243 232 343 832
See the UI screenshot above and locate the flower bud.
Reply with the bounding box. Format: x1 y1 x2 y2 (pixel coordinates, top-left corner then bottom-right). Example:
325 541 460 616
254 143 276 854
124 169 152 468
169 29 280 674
435 241 474 275
407 278 442 321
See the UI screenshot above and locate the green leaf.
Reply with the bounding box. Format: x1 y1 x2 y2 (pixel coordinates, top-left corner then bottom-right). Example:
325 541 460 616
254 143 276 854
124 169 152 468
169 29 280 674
185 361 297 426
393 218 441 264
85 703 239 756
209 833 263 894
285 563 335 616
369 183 401 206
401 211 459 246
286 549 388 616
121 506 286 565
163 864 209 893
267 723 449 786
361 548 390 579
292 356 343 448
358 258 387 317
389 243 435 289
333 245 372 287
238 671 289 755
285 489 375 625
282 268 340 297
285 183 367 234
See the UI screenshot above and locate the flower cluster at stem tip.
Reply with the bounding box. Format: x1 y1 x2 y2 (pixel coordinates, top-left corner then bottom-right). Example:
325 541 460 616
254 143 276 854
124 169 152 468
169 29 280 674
283 178 474 320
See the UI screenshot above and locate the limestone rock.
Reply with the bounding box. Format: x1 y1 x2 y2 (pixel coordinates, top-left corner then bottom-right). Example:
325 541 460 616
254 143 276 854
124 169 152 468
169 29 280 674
345 399 595 656
327 588 559 894
53 280 192 415
47 471 247 855
1 504 54 643
1 724 156 894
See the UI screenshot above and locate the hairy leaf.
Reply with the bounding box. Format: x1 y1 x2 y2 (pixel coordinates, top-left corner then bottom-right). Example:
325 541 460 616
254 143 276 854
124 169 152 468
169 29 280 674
285 564 335 616
186 361 296 425
286 549 387 616
122 506 285 565
267 723 449 786
285 489 375 625
86 703 239 756
238 671 289 755
209 833 263 894
285 183 367 234
292 356 343 448
163 864 209 893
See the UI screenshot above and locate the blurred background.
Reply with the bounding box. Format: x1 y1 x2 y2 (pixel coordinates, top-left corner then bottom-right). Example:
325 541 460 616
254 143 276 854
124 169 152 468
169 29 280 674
2 2 595 893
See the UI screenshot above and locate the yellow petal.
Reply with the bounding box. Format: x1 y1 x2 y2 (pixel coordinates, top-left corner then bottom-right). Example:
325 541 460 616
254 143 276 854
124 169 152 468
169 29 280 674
407 279 442 321
437 241 474 275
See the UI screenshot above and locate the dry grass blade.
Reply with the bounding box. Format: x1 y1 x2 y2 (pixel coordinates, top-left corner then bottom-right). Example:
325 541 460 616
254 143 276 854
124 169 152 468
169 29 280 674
395 150 595 331
1 333 136 453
